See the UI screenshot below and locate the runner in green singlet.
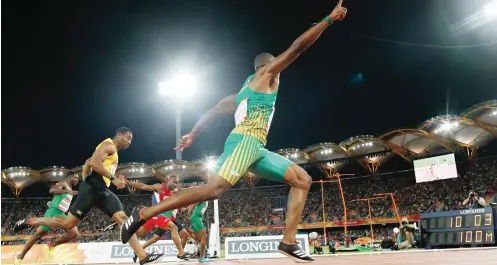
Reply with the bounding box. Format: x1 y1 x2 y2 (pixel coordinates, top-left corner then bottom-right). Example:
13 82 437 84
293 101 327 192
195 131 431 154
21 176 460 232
187 201 209 262
14 172 80 265
122 2 348 262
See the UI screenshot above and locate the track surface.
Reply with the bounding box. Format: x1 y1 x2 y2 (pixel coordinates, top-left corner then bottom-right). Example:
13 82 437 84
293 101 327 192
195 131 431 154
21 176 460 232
92 247 497 265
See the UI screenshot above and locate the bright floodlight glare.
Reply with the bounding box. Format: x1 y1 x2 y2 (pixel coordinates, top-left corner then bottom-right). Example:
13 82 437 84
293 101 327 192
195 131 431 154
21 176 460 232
158 72 197 100
205 160 216 171
485 1 497 17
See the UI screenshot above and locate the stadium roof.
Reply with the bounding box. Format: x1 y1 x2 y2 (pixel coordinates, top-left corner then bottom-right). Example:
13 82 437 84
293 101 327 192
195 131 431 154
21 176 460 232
2 100 496 196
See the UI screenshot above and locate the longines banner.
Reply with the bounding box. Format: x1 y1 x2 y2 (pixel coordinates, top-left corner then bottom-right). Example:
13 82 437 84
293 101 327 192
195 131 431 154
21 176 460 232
224 234 310 259
1 240 193 264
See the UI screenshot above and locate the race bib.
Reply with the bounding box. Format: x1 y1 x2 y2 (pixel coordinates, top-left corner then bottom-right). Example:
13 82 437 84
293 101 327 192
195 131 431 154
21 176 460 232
234 99 248 125
110 162 118 176
57 193 73 213
266 106 275 133
200 202 209 215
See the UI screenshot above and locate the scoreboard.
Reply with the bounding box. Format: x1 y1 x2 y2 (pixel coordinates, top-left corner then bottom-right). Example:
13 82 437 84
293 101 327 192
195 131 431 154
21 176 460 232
420 207 496 246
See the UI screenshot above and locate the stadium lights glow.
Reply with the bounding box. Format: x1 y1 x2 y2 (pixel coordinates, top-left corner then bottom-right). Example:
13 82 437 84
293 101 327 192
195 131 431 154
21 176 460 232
321 149 333 155
158 72 197 100
434 121 459 134
205 160 217 171
490 110 497 116
485 1 497 18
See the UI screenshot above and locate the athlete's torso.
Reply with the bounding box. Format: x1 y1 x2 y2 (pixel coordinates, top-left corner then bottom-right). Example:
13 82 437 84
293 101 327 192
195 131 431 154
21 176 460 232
152 183 178 220
85 138 118 189
231 74 278 145
193 201 209 217
50 182 74 213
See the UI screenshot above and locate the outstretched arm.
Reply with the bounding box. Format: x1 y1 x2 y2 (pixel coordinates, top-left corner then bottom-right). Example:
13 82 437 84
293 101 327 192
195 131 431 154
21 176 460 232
263 0 347 75
127 182 162 193
190 94 237 137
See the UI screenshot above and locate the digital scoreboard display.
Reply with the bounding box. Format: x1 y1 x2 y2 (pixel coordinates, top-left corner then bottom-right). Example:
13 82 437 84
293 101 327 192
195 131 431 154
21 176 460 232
420 208 496 246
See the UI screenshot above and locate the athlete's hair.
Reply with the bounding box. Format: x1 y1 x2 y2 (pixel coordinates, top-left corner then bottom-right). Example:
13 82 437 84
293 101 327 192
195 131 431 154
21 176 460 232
115 127 132 136
66 171 78 179
254 52 275 71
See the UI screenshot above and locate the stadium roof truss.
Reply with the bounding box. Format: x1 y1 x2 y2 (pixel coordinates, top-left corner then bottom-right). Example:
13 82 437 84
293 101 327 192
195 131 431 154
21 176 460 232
419 114 497 159
338 135 390 174
2 100 496 196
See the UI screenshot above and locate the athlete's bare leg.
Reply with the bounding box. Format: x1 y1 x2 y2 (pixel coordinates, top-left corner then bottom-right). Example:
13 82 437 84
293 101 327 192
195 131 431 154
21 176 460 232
281 164 312 244
112 211 147 260
139 222 185 256
17 228 48 260
139 175 230 220
141 234 161 249
180 230 191 248
167 222 186 256
29 215 79 231
52 227 79 247
195 229 207 259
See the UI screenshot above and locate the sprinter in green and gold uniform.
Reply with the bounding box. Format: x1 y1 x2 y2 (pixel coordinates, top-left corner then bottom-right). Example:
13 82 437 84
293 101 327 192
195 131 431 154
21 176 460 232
122 2 348 262
14 172 79 265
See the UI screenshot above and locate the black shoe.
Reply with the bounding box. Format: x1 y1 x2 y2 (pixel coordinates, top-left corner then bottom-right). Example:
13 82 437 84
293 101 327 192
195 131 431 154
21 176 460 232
139 252 163 265
177 254 189 260
278 241 315 263
120 206 146 244
14 214 34 233
104 222 118 232
133 253 138 263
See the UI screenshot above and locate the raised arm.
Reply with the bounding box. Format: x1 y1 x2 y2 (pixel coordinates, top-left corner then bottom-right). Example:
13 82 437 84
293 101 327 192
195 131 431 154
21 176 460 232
175 94 237 151
263 0 347 76
190 94 237 137
127 181 162 193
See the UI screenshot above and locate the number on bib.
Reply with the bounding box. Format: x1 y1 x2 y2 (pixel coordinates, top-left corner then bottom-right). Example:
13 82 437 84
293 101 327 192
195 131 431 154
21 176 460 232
110 162 117 176
57 194 73 213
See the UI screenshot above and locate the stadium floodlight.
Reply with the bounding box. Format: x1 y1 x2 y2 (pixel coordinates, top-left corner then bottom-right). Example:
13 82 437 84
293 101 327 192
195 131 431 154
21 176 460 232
485 1 497 18
205 160 217 171
158 72 197 101
158 71 198 160
434 121 459 134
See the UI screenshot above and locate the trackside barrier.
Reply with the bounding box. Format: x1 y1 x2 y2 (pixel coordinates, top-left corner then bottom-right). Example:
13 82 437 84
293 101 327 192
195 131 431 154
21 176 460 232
1 240 195 264
224 234 310 259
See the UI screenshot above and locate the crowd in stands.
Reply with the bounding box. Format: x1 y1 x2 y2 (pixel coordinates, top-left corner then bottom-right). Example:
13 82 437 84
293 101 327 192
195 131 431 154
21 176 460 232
1 158 496 245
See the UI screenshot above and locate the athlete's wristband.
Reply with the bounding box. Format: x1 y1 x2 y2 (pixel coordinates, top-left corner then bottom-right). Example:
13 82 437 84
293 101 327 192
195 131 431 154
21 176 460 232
323 16 333 26
110 175 116 180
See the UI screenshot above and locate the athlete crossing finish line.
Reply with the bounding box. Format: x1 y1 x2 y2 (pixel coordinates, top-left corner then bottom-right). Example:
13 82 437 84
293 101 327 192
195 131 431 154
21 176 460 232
14 172 79 265
14 128 163 265
121 1 347 262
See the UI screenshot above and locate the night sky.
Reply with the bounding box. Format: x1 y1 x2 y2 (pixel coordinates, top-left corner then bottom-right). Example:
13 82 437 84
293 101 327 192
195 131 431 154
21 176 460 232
2 0 497 170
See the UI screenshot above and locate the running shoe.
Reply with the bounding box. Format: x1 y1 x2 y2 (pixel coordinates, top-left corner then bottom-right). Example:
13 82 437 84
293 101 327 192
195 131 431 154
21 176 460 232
13 214 34 233
14 256 22 265
139 252 163 265
47 241 55 259
120 206 146 244
199 258 211 263
278 241 315 263
177 253 189 261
